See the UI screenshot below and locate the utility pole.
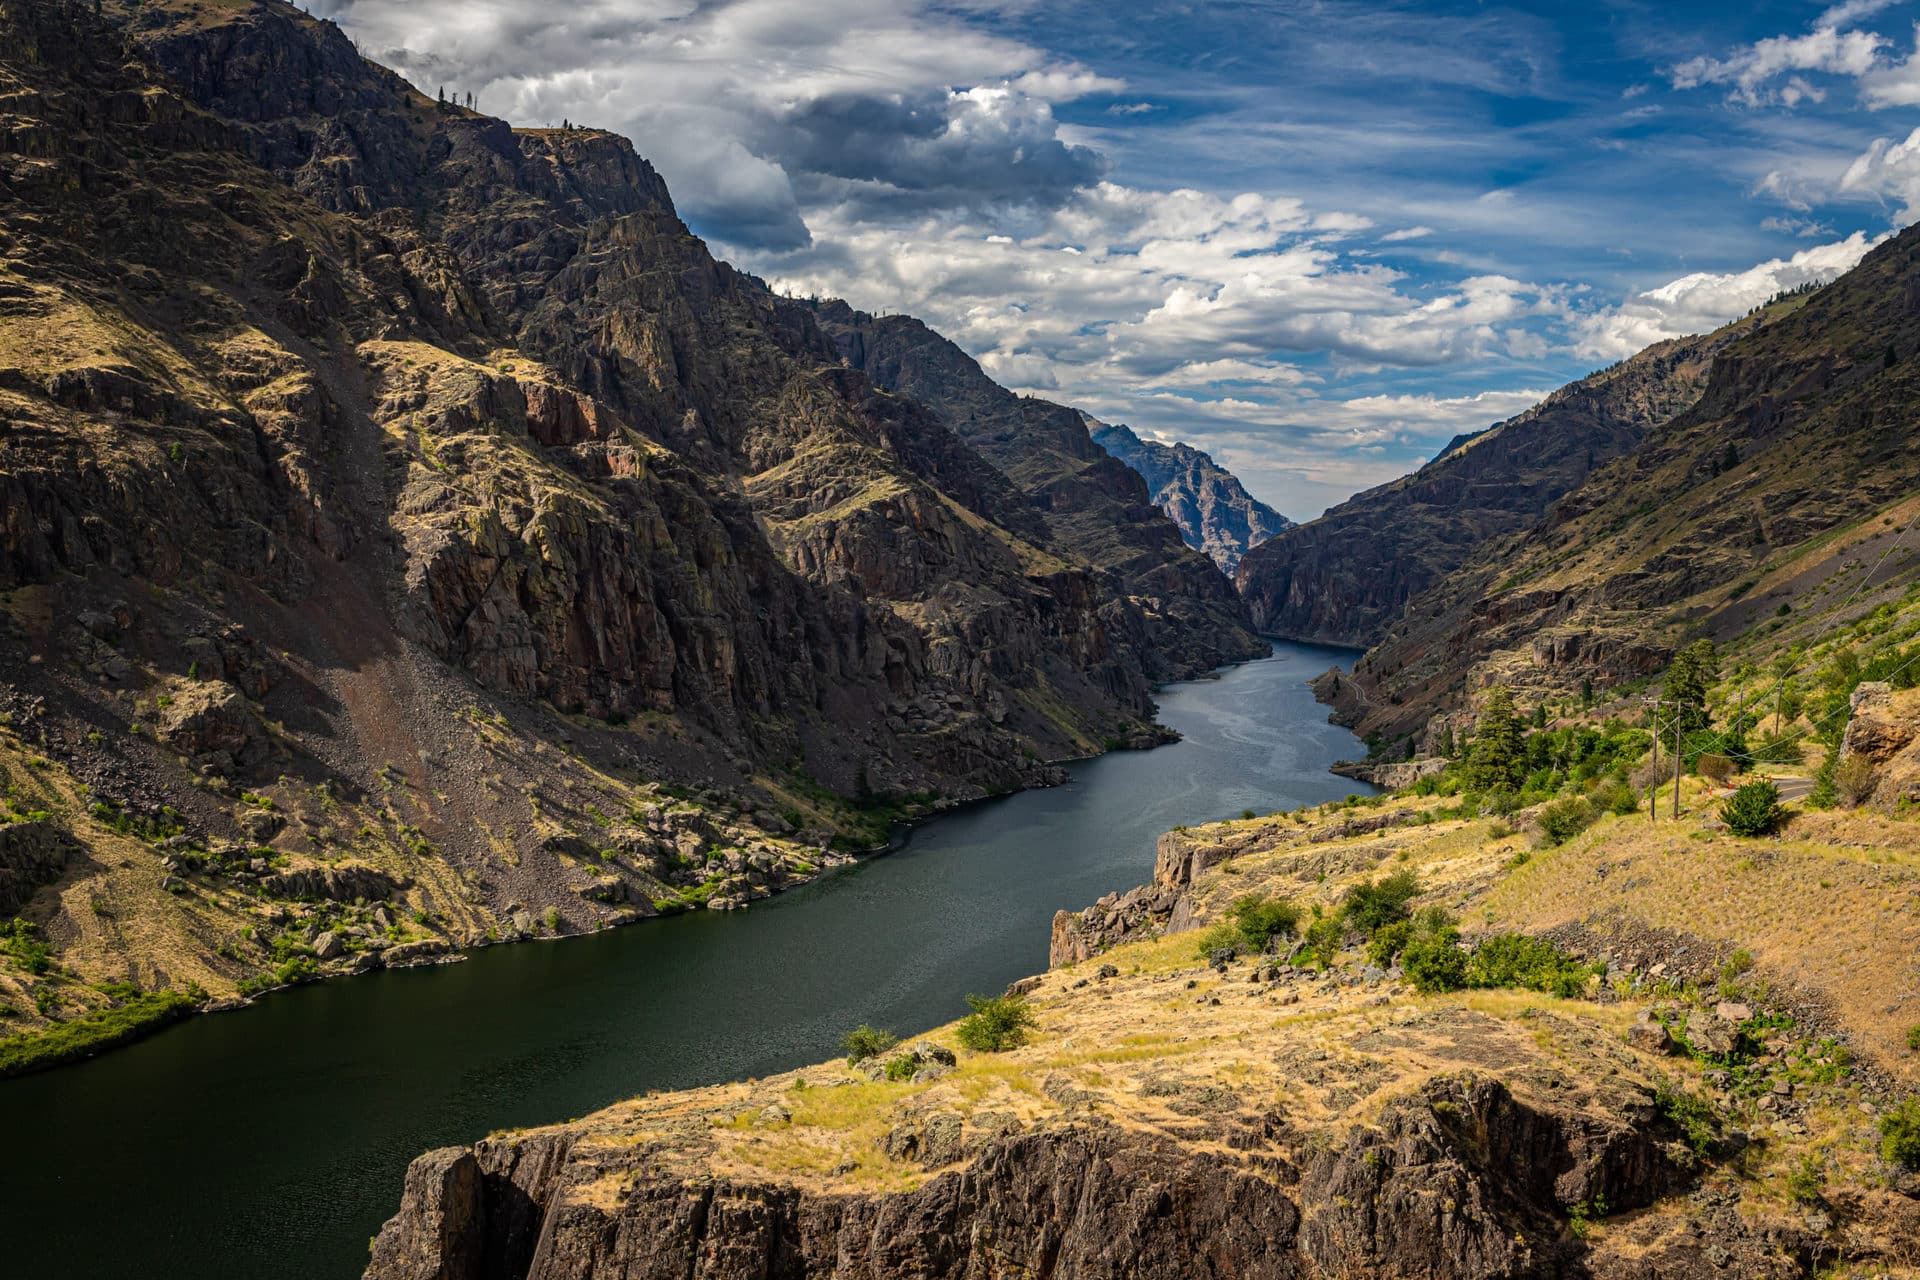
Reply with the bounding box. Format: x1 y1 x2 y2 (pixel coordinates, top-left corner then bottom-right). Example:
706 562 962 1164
1672 704 1683 820
1649 700 1661 821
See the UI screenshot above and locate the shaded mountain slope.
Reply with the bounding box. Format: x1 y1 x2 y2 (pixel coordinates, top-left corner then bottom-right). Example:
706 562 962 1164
806 300 1268 679
1088 420 1292 573
1342 230 1920 744
1234 320 1758 647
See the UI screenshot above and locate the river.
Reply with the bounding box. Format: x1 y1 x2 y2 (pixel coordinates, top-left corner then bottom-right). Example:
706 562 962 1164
0 642 1371 1279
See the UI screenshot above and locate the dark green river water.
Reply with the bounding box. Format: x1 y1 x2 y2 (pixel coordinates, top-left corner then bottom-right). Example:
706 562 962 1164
0 642 1371 1278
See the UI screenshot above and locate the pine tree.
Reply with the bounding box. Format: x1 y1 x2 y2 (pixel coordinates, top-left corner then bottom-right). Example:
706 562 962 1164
1464 686 1525 794
1665 639 1717 735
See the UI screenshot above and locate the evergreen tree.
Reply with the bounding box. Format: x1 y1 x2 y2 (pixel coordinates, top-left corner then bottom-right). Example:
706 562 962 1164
1665 639 1717 735
1721 442 1739 473
1464 686 1525 793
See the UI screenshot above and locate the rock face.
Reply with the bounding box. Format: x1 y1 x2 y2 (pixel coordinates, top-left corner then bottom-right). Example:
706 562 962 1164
0 821 71 916
805 301 1268 682
1328 233 1920 743
1233 323 1745 647
1838 683 1920 809
0 0 1265 996
1087 421 1292 573
364 1077 1686 1280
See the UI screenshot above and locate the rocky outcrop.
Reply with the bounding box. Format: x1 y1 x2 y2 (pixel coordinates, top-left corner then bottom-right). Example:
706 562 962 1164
0 820 71 915
363 1076 1691 1280
1838 682 1920 809
1331 757 1448 789
1088 420 1292 573
258 862 404 903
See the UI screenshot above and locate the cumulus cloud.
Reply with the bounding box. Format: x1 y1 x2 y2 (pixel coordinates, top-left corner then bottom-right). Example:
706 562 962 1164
1670 24 1887 106
1570 233 1883 359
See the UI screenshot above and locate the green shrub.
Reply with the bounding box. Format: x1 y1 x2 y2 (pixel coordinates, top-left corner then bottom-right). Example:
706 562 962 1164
842 1024 898 1063
1907 1024 1920 1053
1341 870 1421 934
1720 780 1784 837
883 1053 918 1081
2 919 53 975
955 993 1036 1052
1301 911 1343 968
1467 934 1596 998
1226 894 1303 952
1536 797 1597 847
1808 752 1838 809
1786 1153 1825 1205
1880 1097 1920 1171
1366 918 1413 968
1193 921 1241 962
1591 779 1639 816
1654 1080 1717 1157
1402 927 1469 994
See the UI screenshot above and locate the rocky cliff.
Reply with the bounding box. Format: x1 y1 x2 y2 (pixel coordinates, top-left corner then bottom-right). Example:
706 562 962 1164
1087 420 1292 572
1233 321 1750 647
806 301 1268 680
0 0 1256 1040
1338 230 1920 745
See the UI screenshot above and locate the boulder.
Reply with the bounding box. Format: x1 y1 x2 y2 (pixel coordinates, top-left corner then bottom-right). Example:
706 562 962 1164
1626 1012 1677 1055
1684 1010 1737 1057
156 680 266 772
311 930 343 960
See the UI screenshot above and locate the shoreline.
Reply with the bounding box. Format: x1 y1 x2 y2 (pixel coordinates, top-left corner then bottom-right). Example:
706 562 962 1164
2 654 1292 1081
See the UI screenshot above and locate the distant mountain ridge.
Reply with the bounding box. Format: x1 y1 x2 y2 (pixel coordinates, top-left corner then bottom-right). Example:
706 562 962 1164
1337 229 1920 745
1233 317 1761 647
1087 421 1293 573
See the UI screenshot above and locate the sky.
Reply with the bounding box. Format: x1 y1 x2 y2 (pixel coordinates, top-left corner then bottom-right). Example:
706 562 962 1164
313 0 1920 519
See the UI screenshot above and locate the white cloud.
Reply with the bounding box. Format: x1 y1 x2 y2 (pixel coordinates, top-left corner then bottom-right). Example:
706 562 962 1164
1820 0 1900 28
1840 124 1920 215
1860 24 1920 105
1671 24 1887 106
1571 232 1883 359
1380 225 1435 242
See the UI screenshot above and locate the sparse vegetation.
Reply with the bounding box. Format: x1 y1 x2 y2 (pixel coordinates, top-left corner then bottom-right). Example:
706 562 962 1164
1879 1097 1920 1171
842 1024 898 1064
955 993 1036 1052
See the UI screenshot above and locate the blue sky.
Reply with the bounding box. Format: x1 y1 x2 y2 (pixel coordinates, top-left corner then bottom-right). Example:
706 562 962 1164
321 0 1920 517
